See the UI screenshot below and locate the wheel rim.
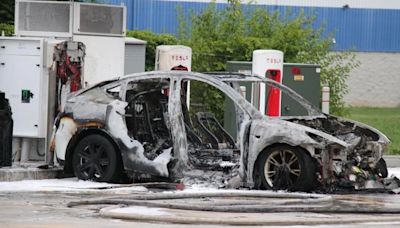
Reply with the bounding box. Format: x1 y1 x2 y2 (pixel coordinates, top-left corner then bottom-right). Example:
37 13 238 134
78 143 110 180
264 149 301 189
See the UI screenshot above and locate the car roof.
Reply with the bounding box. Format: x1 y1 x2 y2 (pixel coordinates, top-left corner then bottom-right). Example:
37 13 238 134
74 71 321 116
203 72 264 81
119 71 268 82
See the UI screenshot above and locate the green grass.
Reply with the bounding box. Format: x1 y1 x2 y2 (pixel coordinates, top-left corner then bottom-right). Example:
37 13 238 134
347 107 400 154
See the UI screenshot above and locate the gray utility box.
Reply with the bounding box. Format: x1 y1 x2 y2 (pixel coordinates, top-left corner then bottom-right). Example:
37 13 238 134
225 61 321 137
124 37 147 75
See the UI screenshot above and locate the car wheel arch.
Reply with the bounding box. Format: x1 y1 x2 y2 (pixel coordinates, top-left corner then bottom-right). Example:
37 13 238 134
64 128 123 174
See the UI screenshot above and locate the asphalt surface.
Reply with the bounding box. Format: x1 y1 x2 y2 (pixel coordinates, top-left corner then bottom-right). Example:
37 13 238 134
1 190 400 227
0 155 399 227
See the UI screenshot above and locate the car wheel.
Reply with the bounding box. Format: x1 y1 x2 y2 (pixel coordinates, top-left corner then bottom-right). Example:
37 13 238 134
257 145 316 192
375 158 388 178
72 134 121 182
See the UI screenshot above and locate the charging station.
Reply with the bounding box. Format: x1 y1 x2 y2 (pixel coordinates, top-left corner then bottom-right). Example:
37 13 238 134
155 45 192 72
252 50 284 116
155 45 192 105
0 0 127 165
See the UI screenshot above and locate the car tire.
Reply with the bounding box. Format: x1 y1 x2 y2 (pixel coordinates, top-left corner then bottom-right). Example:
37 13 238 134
72 134 121 182
376 158 388 178
257 145 316 192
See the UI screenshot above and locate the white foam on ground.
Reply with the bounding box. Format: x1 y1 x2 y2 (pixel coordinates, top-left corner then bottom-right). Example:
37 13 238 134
108 206 170 216
0 167 399 194
0 178 148 193
388 167 400 178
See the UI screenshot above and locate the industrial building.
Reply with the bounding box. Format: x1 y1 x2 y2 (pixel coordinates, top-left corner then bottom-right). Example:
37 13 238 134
100 0 400 107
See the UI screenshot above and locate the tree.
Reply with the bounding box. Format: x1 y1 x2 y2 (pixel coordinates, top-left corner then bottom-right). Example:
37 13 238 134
179 2 358 116
0 0 14 24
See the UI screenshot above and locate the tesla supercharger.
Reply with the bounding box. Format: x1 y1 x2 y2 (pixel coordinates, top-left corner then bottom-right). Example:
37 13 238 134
252 50 284 116
155 45 192 105
155 45 192 72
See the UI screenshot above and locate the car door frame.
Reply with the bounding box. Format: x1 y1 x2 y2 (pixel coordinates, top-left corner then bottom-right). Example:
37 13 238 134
117 74 184 177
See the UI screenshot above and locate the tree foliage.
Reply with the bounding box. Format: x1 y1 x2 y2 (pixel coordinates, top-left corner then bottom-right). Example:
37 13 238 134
0 23 14 36
0 0 14 24
179 2 359 116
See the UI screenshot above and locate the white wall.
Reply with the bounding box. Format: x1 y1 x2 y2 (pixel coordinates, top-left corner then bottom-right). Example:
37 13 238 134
344 52 400 107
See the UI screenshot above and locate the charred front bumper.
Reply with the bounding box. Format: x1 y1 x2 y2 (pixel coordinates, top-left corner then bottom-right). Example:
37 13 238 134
319 140 389 190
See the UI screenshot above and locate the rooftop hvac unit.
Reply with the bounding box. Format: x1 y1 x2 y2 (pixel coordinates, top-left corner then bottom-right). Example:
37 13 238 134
73 3 126 37
16 0 72 37
15 0 126 38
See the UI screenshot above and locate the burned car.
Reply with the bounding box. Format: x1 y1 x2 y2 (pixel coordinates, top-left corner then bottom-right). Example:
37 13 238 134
51 71 390 192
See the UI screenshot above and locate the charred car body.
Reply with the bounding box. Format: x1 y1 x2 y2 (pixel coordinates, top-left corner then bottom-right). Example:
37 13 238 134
50 71 390 192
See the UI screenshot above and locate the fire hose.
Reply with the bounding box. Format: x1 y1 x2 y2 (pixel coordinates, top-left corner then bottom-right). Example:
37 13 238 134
67 190 400 214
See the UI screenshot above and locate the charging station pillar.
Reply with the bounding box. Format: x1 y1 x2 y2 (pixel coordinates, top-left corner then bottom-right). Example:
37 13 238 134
155 45 192 72
252 50 284 116
155 45 192 105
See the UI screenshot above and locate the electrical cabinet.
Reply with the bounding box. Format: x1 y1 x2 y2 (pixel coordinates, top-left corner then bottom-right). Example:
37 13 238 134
1 1 129 163
280 63 321 116
0 37 48 138
124 37 146 74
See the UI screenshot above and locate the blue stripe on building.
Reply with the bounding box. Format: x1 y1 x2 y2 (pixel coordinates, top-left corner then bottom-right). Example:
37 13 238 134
100 0 400 52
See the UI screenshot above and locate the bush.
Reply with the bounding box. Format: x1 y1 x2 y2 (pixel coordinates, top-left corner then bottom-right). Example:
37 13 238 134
0 23 14 36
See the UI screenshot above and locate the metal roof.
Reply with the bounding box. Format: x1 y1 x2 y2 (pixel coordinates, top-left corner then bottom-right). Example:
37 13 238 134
100 0 400 52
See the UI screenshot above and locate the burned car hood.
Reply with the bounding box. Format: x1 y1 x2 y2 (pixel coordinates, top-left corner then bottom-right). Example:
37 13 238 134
283 115 389 142
261 116 350 148
282 114 390 152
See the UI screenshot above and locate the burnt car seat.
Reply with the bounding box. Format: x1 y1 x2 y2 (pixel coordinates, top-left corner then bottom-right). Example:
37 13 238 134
195 112 236 149
125 90 171 160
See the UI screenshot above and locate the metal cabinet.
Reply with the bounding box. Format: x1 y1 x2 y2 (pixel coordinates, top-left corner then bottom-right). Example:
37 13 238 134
0 37 47 138
280 63 321 116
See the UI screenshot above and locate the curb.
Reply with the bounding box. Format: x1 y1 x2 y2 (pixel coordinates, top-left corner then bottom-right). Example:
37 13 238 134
0 166 62 181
